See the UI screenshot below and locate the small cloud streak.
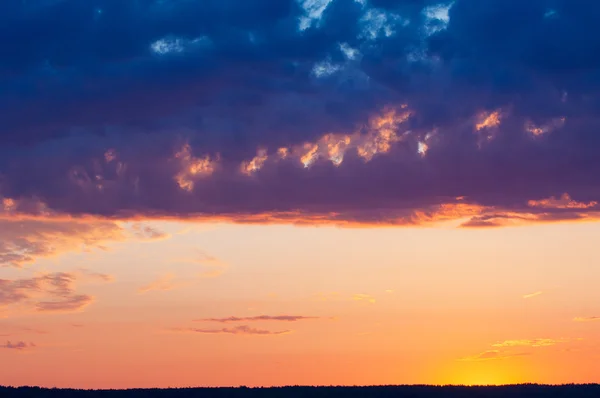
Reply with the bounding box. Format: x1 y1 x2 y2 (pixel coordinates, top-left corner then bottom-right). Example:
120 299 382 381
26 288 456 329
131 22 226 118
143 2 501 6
1 341 36 350
36 295 94 313
139 251 227 293
193 251 228 278
523 291 543 299
0 271 111 316
460 336 581 362
172 325 291 336
313 292 342 302
138 274 179 294
353 293 376 304
475 110 502 131
195 315 320 323
78 269 115 283
573 316 600 322
458 350 529 362
129 223 170 241
492 338 572 348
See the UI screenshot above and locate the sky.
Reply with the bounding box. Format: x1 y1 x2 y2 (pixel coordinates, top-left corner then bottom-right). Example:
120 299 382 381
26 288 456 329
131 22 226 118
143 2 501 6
1 0 600 388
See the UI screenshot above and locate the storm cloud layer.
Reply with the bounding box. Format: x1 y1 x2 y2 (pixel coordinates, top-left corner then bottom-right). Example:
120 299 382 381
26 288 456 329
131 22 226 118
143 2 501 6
2 0 600 226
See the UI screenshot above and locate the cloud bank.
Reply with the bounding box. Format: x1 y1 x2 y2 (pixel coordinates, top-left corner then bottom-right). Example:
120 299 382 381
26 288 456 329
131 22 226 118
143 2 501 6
2 1 600 227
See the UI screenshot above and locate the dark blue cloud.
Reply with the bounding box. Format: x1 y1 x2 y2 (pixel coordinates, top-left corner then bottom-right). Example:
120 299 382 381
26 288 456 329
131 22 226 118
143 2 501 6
1 0 600 226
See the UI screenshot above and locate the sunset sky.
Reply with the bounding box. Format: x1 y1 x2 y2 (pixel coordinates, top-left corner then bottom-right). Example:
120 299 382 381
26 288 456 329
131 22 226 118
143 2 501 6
1 0 600 388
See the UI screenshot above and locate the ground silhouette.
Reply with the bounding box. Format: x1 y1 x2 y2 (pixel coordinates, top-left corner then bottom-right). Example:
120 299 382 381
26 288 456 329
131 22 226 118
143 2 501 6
1 385 600 398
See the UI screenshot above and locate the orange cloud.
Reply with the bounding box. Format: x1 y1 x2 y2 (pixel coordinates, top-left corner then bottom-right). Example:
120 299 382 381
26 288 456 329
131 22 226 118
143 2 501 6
174 143 218 192
139 251 227 293
241 148 269 175
573 316 600 322
3 190 600 236
353 293 376 304
523 291 543 299
234 106 413 173
176 251 228 279
528 193 598 210
138 274 180 294
475 110 502 131
525 117 566 136
491 338 572 348
313 292 342 302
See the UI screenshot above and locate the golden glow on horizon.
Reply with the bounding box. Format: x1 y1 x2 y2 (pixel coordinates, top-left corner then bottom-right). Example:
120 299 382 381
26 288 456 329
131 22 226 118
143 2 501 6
1 219 600 387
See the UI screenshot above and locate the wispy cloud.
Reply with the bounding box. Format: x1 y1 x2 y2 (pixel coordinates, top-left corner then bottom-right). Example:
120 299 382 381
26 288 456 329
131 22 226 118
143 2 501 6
573 316 600 322
0 218 125 268
313 292 342 301
195 315 321 323
0 326 48 336
0 271 111 315
139 251 228 293
176 250 228 279
458 350 530 362
138 274 180 294
491 338 572 348
36 295 94 313
77 268 115 283
523 291 543 299
460 336 581 362
129 223 170 241
1 341 36 350
171 325 291 336
313 292 377 304
353 293 376 304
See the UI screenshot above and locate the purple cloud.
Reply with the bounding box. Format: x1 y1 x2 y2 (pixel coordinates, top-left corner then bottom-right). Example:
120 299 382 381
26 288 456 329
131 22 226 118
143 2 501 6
0 271 112 315
172 325 291 336
195 315 320 323
1 1 600 227
1 341 36 351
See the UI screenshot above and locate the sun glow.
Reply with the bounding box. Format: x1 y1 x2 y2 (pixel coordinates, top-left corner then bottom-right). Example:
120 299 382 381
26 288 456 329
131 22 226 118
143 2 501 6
438 362 531 386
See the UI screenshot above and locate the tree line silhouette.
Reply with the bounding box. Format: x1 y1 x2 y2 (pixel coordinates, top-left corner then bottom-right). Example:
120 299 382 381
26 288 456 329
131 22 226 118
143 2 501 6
1 385 599 398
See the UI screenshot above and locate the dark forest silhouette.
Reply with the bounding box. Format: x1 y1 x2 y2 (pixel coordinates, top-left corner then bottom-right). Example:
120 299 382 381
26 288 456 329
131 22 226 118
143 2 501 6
1 385 600 398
